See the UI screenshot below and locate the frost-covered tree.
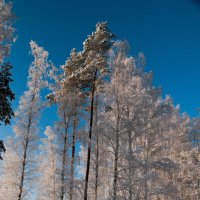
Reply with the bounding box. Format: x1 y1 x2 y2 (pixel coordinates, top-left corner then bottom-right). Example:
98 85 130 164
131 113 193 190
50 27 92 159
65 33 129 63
55 89 78 200
46 51 83 200
189 117 200 146
41 101 71 200
134 97 178 200
167 111 200 200
0 41 49 200
62 49 84 200
76 95 110 200
37 126 60 200
62 22 115 200
99 42 140 199
89 96 104 200
81 22 114 200
0 0 15 63
0 138 22 199
97 41 179 200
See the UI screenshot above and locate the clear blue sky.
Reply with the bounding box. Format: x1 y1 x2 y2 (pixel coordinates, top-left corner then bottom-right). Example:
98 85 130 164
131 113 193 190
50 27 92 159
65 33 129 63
1 0 200 138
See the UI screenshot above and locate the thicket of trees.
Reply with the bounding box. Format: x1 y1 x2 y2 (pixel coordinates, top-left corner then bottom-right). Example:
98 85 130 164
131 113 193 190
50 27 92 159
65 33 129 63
0 1 200 200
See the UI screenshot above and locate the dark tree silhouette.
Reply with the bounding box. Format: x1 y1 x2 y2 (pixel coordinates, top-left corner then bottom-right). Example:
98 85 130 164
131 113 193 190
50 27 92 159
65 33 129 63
0 63 15 126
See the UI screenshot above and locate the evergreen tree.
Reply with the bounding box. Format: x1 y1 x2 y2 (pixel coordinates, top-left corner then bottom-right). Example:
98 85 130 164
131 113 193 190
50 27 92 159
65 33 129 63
76 22 114 200
0 63 14 159
0 63 14 126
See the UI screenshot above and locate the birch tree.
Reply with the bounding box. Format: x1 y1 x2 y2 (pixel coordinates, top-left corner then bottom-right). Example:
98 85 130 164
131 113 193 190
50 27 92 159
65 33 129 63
99 41 142 199
98 41 178 200
189 117 200 146
37 126 60 200
62 48 84 200
55 89 80 200
167 111 200 200
44 89 72 200
134 97 178 200
47 50 83 200
0 41 49 200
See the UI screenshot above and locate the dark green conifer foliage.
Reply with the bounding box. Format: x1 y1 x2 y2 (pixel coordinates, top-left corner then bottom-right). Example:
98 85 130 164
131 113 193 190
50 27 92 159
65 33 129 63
0 63 15 125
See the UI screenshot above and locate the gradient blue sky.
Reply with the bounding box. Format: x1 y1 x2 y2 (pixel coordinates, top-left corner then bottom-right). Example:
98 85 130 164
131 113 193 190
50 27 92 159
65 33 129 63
1 0 200 138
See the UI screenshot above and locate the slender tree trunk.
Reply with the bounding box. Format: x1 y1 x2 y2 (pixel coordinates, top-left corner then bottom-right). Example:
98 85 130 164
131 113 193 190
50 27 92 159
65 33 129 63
113 104 120 200
94 134 99 200
113 134 119 200
127 108 133 200
69 113 77 200
51 141 57 200
18 117 32 200
128 134 133 200
94 98 99 200
144 155 148 200
60 113 70 200
144 174 148 200
53 167 56 200
18 91 36 200
84 70 97 200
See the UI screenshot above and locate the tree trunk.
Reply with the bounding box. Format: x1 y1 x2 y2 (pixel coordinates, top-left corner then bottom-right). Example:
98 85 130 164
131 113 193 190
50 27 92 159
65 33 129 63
18 91 35 200
69 113 77 200
18 117 32 200
113 135 119 200
53 164 56 200
60 112 70 200
113 104 120 200
144 178 148 200
51 141 57 200
127 108 133 200
94 98 99 200
128 134 133 200
94 134 99 200
84 70 97 200
144 159 148 200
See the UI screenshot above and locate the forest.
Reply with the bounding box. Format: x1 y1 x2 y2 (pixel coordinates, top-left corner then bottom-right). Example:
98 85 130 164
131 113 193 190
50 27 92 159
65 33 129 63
0 0 200 200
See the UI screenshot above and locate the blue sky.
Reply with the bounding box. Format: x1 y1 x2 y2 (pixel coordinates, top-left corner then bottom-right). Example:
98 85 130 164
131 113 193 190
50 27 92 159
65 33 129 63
1 0 200 138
